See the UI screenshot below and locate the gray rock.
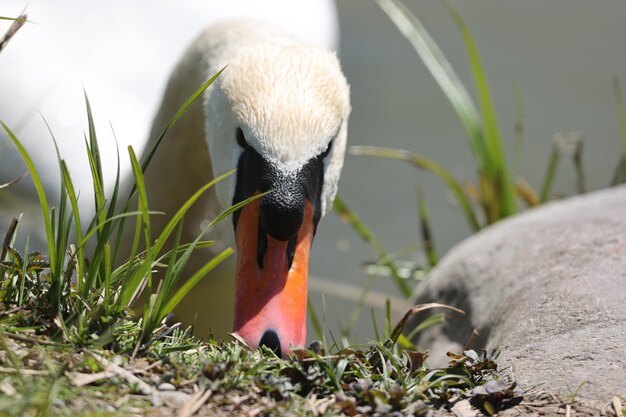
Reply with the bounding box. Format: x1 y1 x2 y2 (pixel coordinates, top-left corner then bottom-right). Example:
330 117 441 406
158 382 176 391
410 186 626 403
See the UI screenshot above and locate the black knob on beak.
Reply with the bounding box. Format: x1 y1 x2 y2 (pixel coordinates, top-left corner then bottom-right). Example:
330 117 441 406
259 329 282 357
259 175 304 242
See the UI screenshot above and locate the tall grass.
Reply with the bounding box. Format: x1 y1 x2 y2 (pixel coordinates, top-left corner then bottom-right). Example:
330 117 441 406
371 0 516 227
364 0 601 228
612 77 626 185
0 69 243 351
333 0 516 305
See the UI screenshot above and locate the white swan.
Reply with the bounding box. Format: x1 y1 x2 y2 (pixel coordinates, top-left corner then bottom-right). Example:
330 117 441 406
142 20 350 355
1 1 350 355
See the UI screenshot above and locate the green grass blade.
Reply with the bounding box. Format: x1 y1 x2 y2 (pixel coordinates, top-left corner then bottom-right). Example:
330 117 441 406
371 309 381 342
1 216 18 262
84 93 103 191
129 146 152 255
41 111 86 292
150 187 261 322
84 136 106 229
445 1 516 217
417 188 438 267
105 125 123 260
350 146 480 231
376 0 486 170
81 210 164 246
1 122 56 263
115 68 225 263
0 14 28 22
333 195 412 297
384 299 393 339
154 241 215 261
395 333 416 350
612 77 626 185
202 192 266 233
34 376 61 417
103 243 112 309
113 241 214 279
52 176 71 303
138 67 226 181
615 77 626 163
512 83 525 177
150 169 235 257
405 313 445 341
146 222 185 334
539 142 560 203
161 248 233 317
127 146 154 305
46 122 71 290
81 131 113 291
116 156 233 313
117 213 146 310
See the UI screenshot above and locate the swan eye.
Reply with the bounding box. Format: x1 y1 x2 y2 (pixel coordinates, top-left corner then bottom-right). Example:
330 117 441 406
236 127 248 149
321 139 333 159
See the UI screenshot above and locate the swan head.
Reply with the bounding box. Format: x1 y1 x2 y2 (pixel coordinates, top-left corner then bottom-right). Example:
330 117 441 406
204 35 350 356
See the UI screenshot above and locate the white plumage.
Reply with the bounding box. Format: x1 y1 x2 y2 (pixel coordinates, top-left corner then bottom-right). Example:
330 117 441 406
139 19 350 343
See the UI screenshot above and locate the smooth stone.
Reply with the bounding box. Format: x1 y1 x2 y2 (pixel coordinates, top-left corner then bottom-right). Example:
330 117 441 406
409 185 626 404
157 382 176 391
157 390 191 408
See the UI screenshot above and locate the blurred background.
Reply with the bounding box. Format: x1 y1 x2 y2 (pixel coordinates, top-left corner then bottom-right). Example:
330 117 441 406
312 0 626 343
1 0 625 344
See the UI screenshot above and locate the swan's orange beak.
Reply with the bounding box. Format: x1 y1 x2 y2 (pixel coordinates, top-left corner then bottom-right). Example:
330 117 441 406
233 198 314 357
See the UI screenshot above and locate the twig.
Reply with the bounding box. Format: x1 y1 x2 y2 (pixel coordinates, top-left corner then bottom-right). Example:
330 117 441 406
0 172 27 189
176 388 212 417
0 366 48 376
565 403 571 417
89 351 155 395
130 359 163 374
0 13 27 53
135 322 182 352
5 332 67 347
463 329 479 350
67 370 117 387
612 396 623 417
0 306 22 317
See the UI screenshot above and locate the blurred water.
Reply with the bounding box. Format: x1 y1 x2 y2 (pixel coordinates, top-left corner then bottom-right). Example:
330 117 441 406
1 1 625 344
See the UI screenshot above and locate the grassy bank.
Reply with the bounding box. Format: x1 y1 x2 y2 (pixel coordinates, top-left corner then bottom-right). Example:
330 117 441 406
1 3 625 416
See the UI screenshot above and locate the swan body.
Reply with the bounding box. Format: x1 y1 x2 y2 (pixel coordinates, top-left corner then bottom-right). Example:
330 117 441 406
144 20 350 355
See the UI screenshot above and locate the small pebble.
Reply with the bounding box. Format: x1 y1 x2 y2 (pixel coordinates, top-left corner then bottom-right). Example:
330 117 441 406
159 390 191 408
158 383 176 391
111 355 125 366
